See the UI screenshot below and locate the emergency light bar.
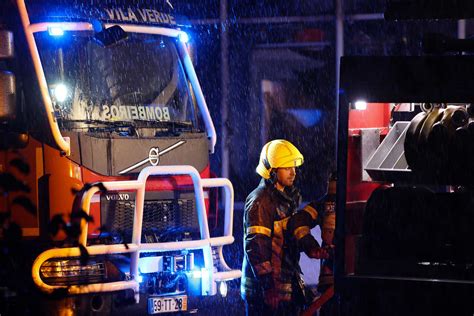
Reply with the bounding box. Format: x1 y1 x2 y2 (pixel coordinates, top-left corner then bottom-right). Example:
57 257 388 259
178 32 189 43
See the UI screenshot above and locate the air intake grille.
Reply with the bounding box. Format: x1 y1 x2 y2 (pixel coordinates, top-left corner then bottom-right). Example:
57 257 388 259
102 197 199 243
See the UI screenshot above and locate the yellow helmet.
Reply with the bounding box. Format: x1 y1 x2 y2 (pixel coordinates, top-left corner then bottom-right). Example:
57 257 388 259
256 139 304 179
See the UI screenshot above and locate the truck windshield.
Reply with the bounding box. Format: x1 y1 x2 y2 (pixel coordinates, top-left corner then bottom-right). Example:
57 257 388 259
34 30 200 129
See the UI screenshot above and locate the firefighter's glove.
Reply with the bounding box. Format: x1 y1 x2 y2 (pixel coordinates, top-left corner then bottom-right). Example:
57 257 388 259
264 287 280 311
307 246 330 259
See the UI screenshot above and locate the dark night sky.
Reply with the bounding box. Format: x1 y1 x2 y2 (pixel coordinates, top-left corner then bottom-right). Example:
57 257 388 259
178 0 461 201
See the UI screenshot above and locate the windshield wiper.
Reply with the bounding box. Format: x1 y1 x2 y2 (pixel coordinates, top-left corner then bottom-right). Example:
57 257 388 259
58 119 108 128
133 120 193 129
59 119 194 131
99 120 193 130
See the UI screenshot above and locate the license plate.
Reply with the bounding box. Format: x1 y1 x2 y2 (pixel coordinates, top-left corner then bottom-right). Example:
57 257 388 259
148 295 187 314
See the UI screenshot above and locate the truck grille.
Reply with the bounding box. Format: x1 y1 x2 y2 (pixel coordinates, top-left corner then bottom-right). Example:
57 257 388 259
101 197 199 243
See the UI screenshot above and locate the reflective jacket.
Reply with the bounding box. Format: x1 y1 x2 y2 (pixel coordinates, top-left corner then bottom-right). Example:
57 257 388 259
287 199 325 257
241 179 305 302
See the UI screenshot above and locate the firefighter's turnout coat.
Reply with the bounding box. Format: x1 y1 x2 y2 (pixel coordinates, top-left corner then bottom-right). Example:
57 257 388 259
241 179 322 302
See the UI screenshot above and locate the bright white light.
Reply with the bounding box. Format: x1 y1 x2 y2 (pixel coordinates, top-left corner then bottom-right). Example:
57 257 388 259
137 275 143 283
218 281 228 297
192 270 202 278
354 100 367 110
48 27 64 37
178 32 189 43
53 84 68 102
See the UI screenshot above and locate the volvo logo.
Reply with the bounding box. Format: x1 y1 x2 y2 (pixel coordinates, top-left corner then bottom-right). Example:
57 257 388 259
118 140 186 174
149 147 160 166
105 193 131 201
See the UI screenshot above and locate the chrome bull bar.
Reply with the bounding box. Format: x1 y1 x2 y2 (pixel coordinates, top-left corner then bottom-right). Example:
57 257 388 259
31 165 241 303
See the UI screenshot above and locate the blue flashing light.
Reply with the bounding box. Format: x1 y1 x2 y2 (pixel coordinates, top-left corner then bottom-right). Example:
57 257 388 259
48 26 64 37
287 109 323 128
178 32 189 44
91 19 103 33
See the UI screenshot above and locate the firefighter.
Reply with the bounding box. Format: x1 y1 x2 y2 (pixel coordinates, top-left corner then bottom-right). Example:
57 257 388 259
241 139 327 315
290 173 336 315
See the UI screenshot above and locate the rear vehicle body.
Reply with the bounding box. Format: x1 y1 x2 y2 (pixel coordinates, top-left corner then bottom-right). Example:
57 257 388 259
335 56 474 315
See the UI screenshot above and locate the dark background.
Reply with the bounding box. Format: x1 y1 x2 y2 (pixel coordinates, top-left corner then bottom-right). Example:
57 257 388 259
174 0 463 202
175 0 467 289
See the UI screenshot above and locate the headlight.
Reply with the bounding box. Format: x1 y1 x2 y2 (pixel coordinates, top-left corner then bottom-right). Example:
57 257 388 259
40 259 106 285
52 83 69 103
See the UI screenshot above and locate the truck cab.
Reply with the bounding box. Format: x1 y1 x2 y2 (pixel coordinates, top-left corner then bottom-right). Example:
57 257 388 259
0 0 240 314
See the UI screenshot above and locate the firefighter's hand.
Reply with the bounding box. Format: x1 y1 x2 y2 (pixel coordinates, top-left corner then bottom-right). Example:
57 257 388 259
264 287 280 310
307 246 331 259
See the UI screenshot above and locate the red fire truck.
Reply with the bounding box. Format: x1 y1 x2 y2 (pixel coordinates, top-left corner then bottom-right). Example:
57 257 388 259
335 55 474 315
0 0 240 314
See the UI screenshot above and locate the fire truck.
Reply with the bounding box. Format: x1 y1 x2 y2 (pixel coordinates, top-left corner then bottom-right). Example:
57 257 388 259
335 55 474 315
0 0 240 314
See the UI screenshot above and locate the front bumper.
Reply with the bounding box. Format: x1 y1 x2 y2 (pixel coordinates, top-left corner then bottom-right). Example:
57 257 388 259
32 166 241 303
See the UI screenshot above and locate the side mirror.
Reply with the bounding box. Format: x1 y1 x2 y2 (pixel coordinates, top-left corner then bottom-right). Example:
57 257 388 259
0 71 16 121
93 25 128 47
0 30 14 58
